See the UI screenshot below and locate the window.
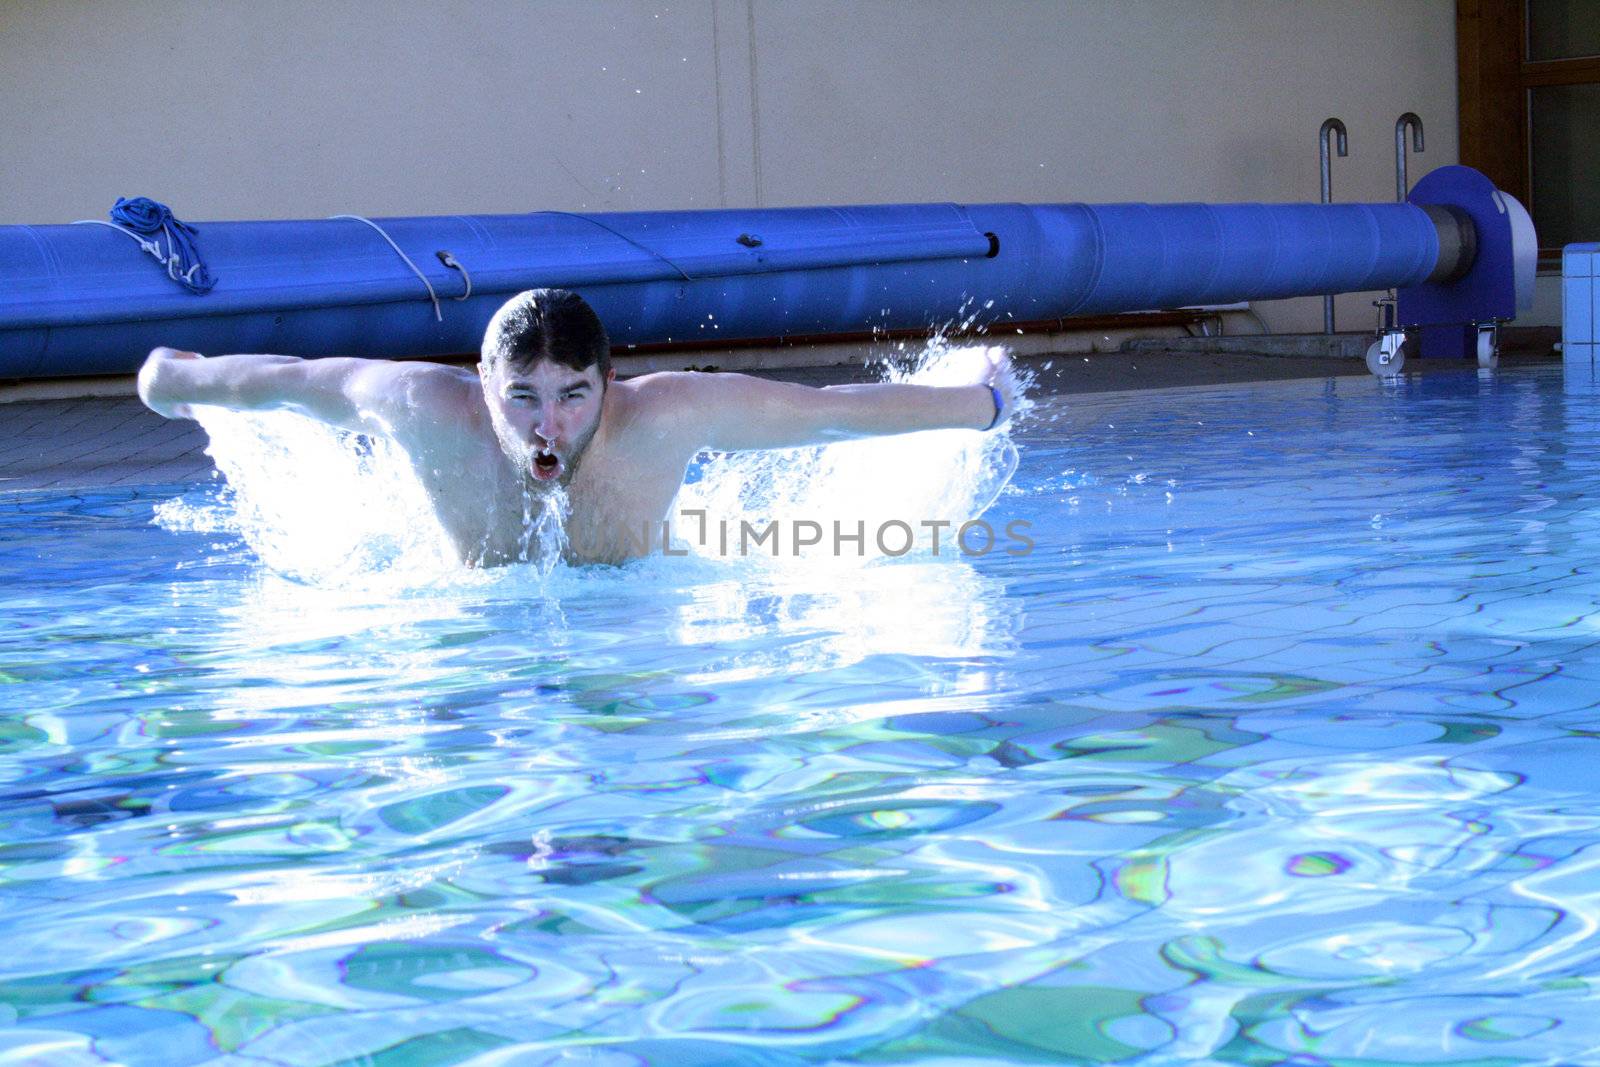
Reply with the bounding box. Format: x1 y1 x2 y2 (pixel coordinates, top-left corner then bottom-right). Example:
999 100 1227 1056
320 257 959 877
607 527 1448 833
1459 0 1600 259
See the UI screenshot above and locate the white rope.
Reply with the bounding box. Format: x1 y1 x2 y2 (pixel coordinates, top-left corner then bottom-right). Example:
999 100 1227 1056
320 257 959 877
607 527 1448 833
71 218 205 286
329 214 442 322
72 218 159 255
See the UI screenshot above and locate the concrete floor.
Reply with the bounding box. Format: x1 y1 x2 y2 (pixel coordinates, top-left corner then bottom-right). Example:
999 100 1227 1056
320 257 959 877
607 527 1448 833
0 350 1559 494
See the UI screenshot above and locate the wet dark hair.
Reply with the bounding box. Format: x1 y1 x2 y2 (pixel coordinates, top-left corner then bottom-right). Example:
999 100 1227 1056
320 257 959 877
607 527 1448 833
482 288 610 380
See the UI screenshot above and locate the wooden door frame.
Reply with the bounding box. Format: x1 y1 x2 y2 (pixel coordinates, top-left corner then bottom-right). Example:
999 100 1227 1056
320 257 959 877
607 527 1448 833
1458 0 1600 258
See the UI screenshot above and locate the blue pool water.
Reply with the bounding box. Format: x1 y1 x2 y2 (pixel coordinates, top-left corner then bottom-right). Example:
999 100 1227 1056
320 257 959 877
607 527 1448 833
3 363 1600 1065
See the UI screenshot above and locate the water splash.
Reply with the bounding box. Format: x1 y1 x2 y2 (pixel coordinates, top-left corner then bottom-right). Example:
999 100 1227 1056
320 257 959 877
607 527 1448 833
153 408 457 586
678 343 1026 564
518 484 570 577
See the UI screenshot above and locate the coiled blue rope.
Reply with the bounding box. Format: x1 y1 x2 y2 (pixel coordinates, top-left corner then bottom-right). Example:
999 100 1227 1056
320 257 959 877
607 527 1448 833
72 197 216 294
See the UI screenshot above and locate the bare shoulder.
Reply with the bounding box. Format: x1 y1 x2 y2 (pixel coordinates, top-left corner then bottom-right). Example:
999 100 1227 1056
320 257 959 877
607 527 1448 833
611 369 780 412
605 370 810 452
614 370 701 399
606 371 703 425
349 360 483 420
358 359 477 399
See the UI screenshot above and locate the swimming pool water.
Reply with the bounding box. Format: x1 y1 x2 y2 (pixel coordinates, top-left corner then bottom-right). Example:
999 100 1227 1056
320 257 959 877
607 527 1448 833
3 364 1600 1065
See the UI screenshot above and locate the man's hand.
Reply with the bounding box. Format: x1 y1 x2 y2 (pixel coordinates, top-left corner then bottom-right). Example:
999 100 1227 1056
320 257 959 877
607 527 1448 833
977 347 1019 429
137 347 204 419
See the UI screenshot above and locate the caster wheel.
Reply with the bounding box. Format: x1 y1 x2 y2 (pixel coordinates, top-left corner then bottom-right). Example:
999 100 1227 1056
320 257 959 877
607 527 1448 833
1477 329 1498 369
1367 340 1405 377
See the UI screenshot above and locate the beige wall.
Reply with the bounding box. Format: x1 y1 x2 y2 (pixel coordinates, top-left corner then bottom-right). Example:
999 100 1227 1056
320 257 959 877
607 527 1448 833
0 0 1462 332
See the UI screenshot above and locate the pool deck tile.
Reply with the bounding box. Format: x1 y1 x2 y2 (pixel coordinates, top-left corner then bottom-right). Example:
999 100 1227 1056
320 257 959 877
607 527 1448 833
1566 276 1593 345
1565 353 1600 394
1 397 210 492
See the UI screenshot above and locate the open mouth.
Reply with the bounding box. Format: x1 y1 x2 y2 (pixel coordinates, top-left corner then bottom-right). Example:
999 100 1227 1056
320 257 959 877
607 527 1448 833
531 449 562 481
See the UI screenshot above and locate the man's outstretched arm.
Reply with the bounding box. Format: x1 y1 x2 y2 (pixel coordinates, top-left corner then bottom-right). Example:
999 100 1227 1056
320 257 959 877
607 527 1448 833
650 353 1015 452
137 347 441 432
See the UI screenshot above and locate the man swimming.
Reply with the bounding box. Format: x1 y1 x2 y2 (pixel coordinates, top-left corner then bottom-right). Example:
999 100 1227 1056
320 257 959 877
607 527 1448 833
138 288 1016 565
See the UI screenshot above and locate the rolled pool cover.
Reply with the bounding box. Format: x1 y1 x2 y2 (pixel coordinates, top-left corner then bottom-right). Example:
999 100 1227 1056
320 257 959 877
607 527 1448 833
0 166 1509 379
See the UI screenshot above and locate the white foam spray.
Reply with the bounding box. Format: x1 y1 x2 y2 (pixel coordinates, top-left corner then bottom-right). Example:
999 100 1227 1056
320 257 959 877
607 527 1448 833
154 408 459 586
518 485 570 578
676 342 1026 565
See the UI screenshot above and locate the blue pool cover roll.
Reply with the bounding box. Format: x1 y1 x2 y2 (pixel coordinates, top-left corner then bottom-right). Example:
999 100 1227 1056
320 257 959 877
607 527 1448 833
0 197 1444 378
